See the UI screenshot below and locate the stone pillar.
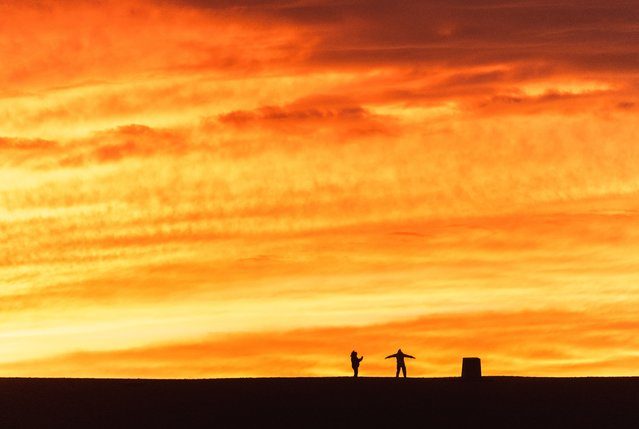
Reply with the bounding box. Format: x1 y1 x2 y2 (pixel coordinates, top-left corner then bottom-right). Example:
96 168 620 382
461 357 481 380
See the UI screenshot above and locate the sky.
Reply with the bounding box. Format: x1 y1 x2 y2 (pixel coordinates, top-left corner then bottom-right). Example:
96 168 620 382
1 0 639 378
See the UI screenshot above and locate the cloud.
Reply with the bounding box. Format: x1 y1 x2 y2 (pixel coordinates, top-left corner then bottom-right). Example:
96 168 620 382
216 100 393 138
219 105 369 124
169 0 639 75
0 137 57 151
2 0 636 144
3 308 639 378
67 125 189 165
0 0 309 93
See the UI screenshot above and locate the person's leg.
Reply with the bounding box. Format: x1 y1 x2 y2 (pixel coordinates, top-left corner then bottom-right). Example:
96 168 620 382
354 367 358 378
401 364 407 378
396 365 400 377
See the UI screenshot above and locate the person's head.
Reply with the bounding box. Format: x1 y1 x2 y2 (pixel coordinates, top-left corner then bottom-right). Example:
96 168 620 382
351 350 357 357
398 349 402 354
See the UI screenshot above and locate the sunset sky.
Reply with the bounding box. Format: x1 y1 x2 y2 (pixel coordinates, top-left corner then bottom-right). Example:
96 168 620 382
2 0 639 378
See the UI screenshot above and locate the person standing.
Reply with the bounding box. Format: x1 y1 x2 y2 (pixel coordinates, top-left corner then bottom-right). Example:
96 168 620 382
385 349 415 378
350 351 364 377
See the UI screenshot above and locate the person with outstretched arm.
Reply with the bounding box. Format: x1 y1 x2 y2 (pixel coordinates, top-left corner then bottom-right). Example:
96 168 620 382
385 349 415 378
350 350 364 377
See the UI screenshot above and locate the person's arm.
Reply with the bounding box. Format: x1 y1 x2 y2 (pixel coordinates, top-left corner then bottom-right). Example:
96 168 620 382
385 354 396 359
359 356 364 362
406 354 415 359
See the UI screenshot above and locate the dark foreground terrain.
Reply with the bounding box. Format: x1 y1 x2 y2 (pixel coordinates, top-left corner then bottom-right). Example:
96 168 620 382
1 376 638 428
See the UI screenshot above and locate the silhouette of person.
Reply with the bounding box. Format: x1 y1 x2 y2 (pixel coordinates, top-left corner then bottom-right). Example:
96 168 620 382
385 349 415 378
350 351 364 377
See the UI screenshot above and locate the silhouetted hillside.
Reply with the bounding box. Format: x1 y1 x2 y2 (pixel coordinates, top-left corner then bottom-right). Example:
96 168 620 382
2 377 638 428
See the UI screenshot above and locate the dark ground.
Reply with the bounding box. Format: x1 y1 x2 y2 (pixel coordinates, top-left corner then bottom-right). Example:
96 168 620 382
1 376 638 428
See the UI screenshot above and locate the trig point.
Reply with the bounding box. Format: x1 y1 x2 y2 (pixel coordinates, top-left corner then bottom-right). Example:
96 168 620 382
461 357 482 380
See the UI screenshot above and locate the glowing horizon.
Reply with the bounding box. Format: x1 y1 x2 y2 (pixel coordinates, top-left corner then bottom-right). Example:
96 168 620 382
2 0 639 378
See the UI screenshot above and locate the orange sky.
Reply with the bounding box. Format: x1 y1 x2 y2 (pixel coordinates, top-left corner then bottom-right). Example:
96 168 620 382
2 0 639 378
